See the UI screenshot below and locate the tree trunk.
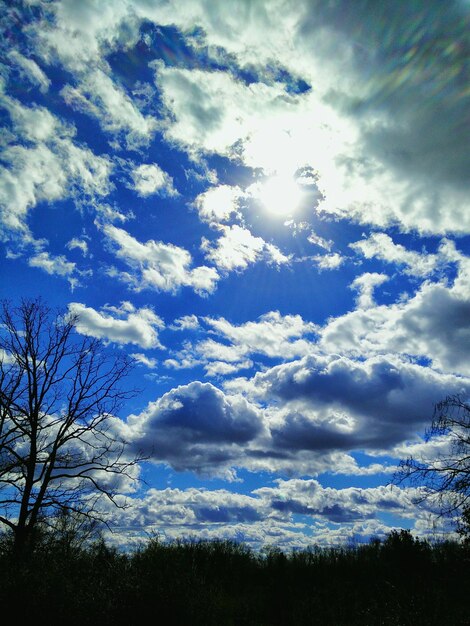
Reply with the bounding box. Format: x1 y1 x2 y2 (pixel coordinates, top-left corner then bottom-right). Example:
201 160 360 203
13 524 34 560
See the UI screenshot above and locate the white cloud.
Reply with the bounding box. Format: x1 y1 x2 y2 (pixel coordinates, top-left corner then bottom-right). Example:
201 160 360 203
66 237 89 256
0 348 17 366
31 0 138 70
204 311 317 359
0 95 112 238
8 50 51 93
130 353 158 369
195 338 246 364
130 163 177 197
165 311 317 376
103 224 220 295
164 355 202 371
350 233 449 277
312 252 344 270
170 314 200 331
321 281 470 376
194 184 242 224
101 474 441 549
255 479 419 524
152 63 297 159
148 2 470 235
201 225 290 272
61 69 158 149
69 301 165 349
26 0 470 233
115 345 470 480
203 360 253 377
316 247 470 374
351 272 389 309
307 230 332 251
28 251 76 277
0 143 67 234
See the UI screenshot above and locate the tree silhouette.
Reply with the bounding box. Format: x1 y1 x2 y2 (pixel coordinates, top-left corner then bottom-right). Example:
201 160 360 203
397 395 470 533
0 298 141 554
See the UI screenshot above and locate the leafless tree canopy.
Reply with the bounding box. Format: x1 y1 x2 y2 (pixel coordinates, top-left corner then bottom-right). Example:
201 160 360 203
0 298 141 552
397 395 470 519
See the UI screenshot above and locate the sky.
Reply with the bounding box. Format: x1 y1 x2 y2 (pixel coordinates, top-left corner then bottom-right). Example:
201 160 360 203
1 0 470 549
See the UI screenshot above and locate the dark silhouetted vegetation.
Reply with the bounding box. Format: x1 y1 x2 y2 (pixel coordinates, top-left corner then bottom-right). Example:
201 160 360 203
1 527 469 625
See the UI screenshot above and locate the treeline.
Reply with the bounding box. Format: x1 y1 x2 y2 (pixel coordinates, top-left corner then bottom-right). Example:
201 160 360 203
2 530 469 625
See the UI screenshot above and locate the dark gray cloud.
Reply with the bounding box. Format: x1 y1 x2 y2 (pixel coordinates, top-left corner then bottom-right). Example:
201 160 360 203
195 505 261 523
271 498 369 523
129 381 263 475
256 354 470 451
127 353 470 476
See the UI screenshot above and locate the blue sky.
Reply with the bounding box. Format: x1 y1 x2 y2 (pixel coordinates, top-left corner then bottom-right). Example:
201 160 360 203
1 0 470 549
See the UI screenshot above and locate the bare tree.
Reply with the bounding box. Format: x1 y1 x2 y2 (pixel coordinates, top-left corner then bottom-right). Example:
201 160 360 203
396 395 470 533
0 298 141 554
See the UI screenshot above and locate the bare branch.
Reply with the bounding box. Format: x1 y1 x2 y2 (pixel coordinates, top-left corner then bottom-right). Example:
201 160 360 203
0 298 144 553
395 394 470 523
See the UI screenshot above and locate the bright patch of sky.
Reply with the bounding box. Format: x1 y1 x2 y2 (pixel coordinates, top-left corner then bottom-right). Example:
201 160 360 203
1 0 470 549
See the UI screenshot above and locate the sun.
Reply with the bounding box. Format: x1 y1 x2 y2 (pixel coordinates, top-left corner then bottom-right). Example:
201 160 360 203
250 173 304 217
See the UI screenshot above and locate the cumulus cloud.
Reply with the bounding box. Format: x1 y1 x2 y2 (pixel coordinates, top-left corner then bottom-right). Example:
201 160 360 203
121 349 470 479
130 163 177 197
116 441 405 533
203 311 317 359
104 478 439 549
312 252 344 271
203 360 254 377
103 224 219 295
152 63 298 159
255 479 419 524
201 225 290 272
27 250 90 290
351 272 389 309
69 301 165 349
170 314 200 331
194 185 243 224
127 381 264 477
320 256 470 375
307 230 333 251
250 354 470 453
30 0 139 70
119 487 265 530
213 0 470 234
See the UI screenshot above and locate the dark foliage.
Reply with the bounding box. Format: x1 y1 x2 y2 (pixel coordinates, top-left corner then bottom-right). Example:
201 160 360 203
1 529 469 625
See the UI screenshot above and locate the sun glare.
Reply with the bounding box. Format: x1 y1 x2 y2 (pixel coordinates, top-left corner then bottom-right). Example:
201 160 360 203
250 174 304 217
